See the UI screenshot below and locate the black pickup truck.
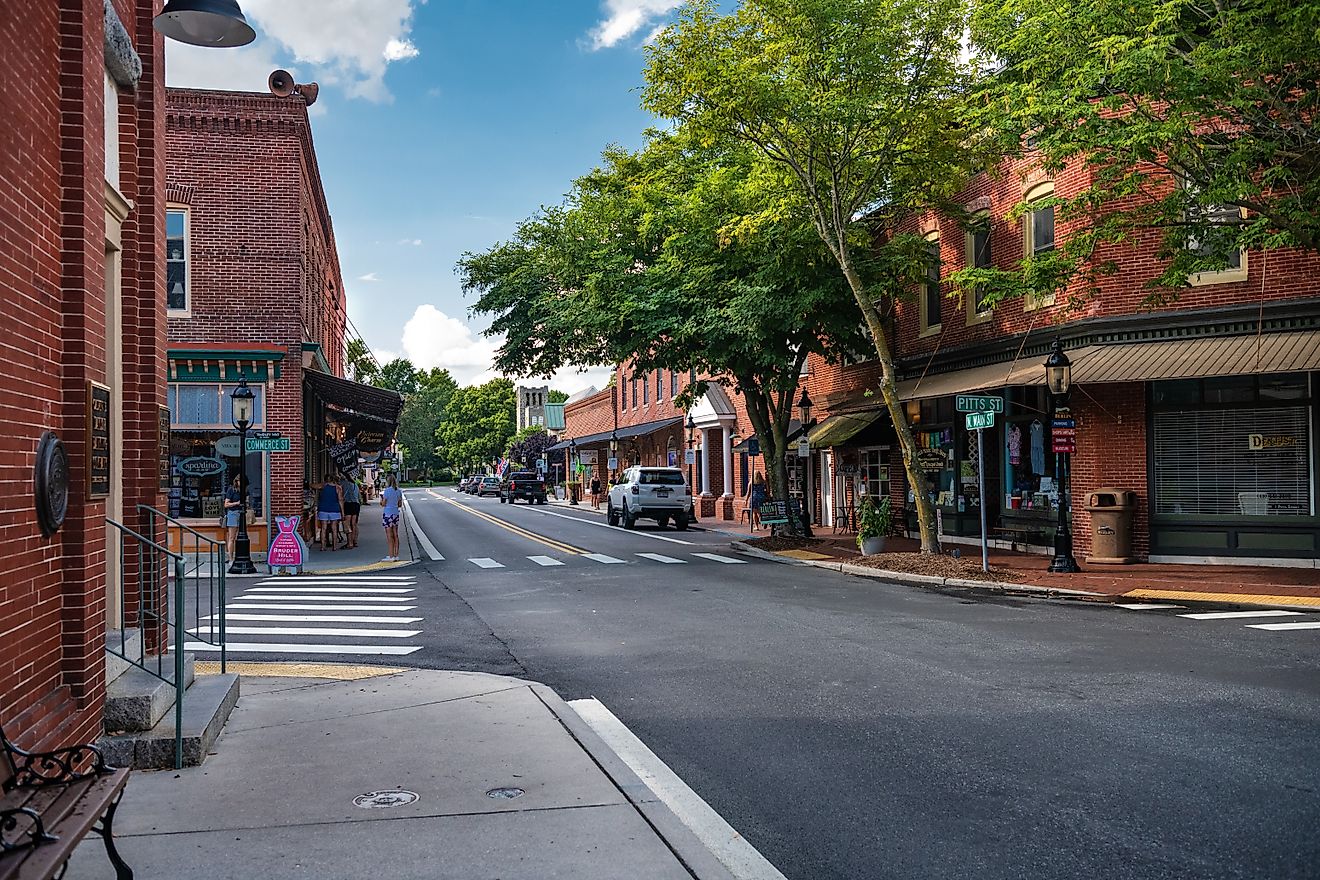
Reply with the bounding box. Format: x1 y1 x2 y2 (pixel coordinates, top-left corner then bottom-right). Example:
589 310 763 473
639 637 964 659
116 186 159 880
500 471 548 505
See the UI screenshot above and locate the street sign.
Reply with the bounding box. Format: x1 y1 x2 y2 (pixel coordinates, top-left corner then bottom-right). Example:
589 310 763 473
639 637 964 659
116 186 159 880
748 437 760 457
965 411 995 430
684 449 696 465
254 430 283 439
246 437 291 453
607 457 618 470
797 438 810 458
956 395 1003 413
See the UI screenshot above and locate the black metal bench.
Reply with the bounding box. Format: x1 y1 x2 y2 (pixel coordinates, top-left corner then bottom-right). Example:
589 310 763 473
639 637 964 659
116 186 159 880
0 724 132 880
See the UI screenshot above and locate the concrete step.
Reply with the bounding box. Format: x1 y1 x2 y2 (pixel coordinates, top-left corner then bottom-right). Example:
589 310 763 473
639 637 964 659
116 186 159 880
104 629 144 685
103 654 196 733
99 673 240 769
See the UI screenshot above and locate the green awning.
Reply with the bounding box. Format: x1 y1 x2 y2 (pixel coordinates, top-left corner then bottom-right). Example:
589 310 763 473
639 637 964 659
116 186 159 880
808 411 884 448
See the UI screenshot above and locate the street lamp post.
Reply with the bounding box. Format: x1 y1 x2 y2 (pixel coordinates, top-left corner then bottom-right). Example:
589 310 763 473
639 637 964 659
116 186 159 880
797 389 814 538
685 415 699 522
1044 339 1081 573
568 439 579 505
228 377 257 574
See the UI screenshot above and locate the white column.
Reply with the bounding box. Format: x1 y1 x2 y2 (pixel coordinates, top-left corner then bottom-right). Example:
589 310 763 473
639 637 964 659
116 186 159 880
700 428 712 495
721 426 733 497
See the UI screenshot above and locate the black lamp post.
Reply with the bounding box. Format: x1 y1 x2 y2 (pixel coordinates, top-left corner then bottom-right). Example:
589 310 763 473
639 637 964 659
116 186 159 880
153 0 256 47
228 377 257 574
685 415 699 522
797 388 815 538
609 431 619 477
568 439 579 505
1044 339 1080 573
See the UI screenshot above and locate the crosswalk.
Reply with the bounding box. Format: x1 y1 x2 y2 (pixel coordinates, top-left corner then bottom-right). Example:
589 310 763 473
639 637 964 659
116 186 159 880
459 551 748 569
1118 602 1320 635
184 574 425 658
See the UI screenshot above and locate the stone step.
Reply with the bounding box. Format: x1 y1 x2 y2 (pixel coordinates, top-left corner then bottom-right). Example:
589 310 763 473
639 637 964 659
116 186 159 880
98 673 240 769
104 629 144 686
103 654 196 733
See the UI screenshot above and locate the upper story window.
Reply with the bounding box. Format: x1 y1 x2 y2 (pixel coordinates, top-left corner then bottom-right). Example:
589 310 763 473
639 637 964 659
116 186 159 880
104 71 121 191
919 232 942 336
168 382 265 428
643 373 650 405
166 208 190 313
631 375 637 408
655 371 662 403
670 370 679 397
1182 179 1248 286
1023 183 1056 309
966 216 993 324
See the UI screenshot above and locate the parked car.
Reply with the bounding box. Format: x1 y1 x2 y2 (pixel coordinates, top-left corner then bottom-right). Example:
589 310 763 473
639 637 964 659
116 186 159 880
607 466 690 530
500 471 547 505
457 476 473 492
465 476 483 494
477 476 502 497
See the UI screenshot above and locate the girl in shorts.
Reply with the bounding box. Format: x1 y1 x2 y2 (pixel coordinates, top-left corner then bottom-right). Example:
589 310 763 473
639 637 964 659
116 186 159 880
380 475 402 562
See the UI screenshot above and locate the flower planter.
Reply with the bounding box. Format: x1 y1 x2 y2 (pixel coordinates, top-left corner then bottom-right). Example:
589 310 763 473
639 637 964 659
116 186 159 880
859 535 886 556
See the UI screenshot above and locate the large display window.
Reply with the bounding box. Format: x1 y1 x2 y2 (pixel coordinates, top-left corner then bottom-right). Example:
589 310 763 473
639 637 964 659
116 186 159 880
167 382 267 523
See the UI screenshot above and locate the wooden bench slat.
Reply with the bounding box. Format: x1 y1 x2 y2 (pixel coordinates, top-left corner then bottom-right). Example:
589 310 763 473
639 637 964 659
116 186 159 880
0 770 129 880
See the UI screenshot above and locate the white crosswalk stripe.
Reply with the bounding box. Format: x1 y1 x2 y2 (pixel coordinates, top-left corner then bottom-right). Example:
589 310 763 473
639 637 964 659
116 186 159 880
636 553 686 564
1179 610 1304 620
208 576 425 659
690 553 747 565
528 556 565 566
1115 603 1183 610
468 558 505 569
583 553 627 564
1246 621 1320 632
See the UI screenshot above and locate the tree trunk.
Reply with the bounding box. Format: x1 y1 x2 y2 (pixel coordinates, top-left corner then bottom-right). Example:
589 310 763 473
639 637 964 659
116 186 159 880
742 381 800 536
837 256 940 554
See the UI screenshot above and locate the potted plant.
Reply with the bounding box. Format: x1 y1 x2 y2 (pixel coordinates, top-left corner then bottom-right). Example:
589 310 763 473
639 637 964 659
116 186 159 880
856 495 891 555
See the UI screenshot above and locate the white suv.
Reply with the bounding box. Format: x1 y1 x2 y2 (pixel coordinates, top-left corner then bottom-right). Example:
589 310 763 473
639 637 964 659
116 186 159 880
607 467 691 530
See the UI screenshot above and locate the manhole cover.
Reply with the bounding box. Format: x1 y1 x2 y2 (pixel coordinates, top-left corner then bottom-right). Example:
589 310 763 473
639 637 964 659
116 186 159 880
486 787 525 800
353 789 419 809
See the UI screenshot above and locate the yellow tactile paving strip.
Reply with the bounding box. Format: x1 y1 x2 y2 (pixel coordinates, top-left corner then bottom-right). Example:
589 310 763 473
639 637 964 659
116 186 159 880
1122 588 1320 608
777 549 835 561
300 560 415 575
195 662 406 680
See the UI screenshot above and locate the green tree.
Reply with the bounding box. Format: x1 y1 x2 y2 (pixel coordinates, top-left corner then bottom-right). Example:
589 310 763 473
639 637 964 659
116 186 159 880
643 0 979 551
346 337 379 384
459 132 869 524
435 378 517 471
373 358 421 396
395 367 458 478
505 426 557 468
971 0 1320 296
548 390 569 404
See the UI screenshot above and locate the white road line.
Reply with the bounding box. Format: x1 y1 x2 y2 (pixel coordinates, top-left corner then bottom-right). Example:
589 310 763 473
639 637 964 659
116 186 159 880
637 553 686 564
538 509 694 545
260 576 416 583
583 553 627 564
403 495 444 560
185 642 422 656
1115 603 1183 610
527 555 565 567
568 698 787 880
219 626 422 638
206 614 423 624
225 603 417 612
247 586 413 594
235 595 416 603
1246 621 1320 631
468 557 505 569
691 553 747 565
1180 610 1305 620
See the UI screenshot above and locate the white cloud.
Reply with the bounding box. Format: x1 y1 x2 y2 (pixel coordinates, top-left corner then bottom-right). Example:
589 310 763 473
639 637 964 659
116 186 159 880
357 272 380 282
398 304 613 392
398 238 423 246
589 0 682 49
166 0 421 102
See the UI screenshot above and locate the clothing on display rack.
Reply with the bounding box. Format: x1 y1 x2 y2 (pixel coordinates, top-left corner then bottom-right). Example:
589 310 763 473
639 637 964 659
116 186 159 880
1029 420 1046 475
1008 423 1021 465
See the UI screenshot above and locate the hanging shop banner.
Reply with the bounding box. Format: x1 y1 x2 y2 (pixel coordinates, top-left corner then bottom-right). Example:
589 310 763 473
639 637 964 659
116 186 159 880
86 381 111 499
748 437 760 457
177 456 225 478
579 449 598 464
329 438 360 478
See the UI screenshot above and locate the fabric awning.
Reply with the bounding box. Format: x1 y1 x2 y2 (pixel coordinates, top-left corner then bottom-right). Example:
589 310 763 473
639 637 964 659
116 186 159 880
808 411 884 448
1067 331 1320 383
304 370 404 425
547 416 683 452
896 359 1039 401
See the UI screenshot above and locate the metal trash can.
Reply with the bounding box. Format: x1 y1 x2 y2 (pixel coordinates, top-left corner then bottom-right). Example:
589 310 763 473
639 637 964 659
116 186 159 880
1085 488 1138 564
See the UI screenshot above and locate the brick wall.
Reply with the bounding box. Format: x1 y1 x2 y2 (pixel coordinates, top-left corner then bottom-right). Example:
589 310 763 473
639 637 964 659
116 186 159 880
1070 383 1149 560
0 0 165 747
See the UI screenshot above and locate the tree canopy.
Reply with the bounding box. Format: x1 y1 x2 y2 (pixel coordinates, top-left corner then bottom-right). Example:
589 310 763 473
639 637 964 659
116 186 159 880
435 378 517 472
505 426 557 468
395 367 458 477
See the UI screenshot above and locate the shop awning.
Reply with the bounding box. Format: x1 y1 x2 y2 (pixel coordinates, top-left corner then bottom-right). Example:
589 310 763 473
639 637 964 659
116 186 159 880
808 411 884 448
304 370 404 425
546 416 683 452
1067 331 1320 383
897 359 1039 401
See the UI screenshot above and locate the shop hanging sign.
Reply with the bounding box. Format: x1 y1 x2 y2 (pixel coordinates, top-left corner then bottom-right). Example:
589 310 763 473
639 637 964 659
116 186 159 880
329 438 360 477
215 435 243 457
797 438 810 458
580 449 598 464
86 382 111 499
685 449 696 465
158 406 172 492
917 449 947 473
177 456 225 478
748 437 760 457
1248 433 1298 450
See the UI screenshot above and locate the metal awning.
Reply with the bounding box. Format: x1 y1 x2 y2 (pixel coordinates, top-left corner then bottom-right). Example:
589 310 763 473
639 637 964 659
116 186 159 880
897 359 1039 401
546 416 683 451
304 370 404 425
808 411 884 448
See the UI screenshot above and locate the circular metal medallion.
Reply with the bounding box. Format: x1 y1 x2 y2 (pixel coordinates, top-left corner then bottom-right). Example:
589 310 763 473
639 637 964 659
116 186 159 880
352 789 419 809
486 787 525 800
34 431 69 537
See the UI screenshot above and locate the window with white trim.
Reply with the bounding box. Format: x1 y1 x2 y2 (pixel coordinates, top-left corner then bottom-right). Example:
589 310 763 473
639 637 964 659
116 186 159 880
1023 183 1056 309
166 208 190 313
919 232 942 335
965 215 993 324
1182 178 1248 285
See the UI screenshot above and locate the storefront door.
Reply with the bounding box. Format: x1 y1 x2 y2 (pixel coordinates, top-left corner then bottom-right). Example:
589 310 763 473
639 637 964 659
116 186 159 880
820 450 834 527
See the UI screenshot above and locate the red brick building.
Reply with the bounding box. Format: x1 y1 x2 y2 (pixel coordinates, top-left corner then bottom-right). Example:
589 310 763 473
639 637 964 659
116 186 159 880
0 0 168 746
804 154 1320 566
163 87 401 552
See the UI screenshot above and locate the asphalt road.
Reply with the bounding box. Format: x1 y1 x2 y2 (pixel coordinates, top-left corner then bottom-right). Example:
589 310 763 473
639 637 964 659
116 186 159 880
222 487 1320 880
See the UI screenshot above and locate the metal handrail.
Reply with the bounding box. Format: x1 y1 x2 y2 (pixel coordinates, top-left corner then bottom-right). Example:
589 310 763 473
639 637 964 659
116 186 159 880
139 504 227 674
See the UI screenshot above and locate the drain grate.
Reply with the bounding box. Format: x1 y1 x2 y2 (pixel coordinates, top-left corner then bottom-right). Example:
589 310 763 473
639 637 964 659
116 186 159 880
486 787 525 800
353 790 419 809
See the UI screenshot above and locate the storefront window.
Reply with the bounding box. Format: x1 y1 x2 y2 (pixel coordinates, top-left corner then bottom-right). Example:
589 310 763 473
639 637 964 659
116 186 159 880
1152 373 1313 517
858 447 890 501
168 382 268 521
1002 386 1057 515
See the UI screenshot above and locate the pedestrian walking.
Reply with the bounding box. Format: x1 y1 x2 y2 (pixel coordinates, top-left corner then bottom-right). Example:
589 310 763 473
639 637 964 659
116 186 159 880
750 471 767 530
222 474 244 556
316 476 343 551
590 474 602 509
380 475 402 562
340 473 362 549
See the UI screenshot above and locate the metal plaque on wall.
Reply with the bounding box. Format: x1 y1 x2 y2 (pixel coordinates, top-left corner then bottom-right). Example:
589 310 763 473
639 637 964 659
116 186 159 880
86 381 111 499
158 405 172 491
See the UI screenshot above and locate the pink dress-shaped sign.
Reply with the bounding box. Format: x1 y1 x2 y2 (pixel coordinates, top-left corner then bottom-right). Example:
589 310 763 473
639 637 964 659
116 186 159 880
267 515 307 574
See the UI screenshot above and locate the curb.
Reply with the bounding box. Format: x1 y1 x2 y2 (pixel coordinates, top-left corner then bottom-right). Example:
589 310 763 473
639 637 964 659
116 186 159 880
730 541 1320 612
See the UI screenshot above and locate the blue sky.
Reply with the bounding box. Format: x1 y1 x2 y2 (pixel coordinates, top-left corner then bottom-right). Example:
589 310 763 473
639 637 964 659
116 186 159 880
166 0 687 390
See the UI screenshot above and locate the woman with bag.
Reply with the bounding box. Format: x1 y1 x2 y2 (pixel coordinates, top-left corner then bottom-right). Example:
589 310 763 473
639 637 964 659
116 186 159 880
316 476 344 551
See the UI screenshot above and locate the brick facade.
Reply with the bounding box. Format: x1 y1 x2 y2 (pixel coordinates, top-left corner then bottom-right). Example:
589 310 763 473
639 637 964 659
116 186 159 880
0 0 166 747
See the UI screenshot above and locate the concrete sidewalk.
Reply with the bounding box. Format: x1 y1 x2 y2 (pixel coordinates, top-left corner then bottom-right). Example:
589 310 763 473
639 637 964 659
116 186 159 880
69 667 753 880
